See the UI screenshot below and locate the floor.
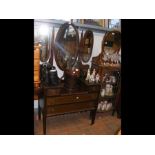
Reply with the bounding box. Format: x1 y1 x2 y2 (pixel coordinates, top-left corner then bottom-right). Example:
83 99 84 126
34 109 121 135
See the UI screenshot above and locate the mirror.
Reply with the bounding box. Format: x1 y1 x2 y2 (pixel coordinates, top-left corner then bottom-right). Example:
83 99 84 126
34 25 50 63
54 23 79 71
40 37 50 62
102 30 121 63
80 30 94 62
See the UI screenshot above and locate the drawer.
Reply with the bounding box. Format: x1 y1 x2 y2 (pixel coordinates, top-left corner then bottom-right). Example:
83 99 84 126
34 71 39 82
47 101 96 115
46 88 62 96
46 93 98 106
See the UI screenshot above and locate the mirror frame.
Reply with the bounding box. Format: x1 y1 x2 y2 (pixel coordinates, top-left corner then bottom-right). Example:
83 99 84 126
54 22 79 71
80 30 94 63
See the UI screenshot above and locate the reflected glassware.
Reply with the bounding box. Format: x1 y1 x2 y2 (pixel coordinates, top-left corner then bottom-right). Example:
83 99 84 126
101 88 105 97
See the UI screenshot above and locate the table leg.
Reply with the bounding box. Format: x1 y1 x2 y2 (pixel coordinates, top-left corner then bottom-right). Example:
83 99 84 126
38 100 41 120
89 111 92 120
43 114 46 135
91 109 97 125
112 108 115 116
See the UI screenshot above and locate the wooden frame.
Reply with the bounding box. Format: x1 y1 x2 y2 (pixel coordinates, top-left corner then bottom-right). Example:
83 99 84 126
54 22 79 71
80 19 105 27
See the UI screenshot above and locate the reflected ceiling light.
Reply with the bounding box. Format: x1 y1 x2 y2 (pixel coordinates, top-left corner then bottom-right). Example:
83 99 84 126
39 24 49 36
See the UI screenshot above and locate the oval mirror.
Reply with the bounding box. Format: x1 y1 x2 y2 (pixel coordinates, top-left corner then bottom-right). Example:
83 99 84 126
39 35 50 63
54 23 79 70
80 30 94 62
102 30 121 55
102 30 121 63
34 24 52 64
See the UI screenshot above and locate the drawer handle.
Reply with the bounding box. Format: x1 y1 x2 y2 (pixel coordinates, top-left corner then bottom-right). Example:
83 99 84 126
76 96 79 99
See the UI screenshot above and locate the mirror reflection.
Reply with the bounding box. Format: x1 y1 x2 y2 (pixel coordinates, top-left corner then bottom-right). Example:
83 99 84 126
80 30 94 62
103 31 121 54
39 36 50 62
55 23 79 70
102 31 121 64
34 25 50 63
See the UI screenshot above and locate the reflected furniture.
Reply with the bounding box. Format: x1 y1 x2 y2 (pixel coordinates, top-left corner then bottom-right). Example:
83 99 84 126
34 45 40 100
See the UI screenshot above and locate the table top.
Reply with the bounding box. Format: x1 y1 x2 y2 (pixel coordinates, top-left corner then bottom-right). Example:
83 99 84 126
40 79 100 96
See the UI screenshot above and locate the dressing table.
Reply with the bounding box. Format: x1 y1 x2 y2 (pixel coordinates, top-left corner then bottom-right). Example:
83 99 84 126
38 80 100 134
38 23 100 134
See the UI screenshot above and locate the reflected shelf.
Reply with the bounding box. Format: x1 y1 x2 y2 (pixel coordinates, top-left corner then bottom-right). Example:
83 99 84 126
34 19 121 33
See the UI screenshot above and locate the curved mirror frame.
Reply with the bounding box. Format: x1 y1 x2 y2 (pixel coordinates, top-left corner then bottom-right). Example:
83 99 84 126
80 30 94 63
54 22 79 71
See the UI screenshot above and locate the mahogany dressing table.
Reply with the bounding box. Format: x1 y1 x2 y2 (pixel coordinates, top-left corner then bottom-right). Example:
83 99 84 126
38 80 100 134
38 23 100 134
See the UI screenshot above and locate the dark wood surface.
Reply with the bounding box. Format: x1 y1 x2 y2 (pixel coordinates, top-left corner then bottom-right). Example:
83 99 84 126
38 80 100 134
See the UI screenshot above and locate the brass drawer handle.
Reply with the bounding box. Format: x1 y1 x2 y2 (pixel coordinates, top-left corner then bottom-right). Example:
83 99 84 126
76 96 79 99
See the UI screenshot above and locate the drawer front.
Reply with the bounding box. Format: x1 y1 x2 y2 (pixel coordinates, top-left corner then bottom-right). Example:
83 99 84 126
46 93 98 106
47 101 96 115
46 89 61 96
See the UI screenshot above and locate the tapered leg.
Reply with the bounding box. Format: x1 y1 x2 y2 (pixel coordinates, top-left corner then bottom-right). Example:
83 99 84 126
43 114 46 135
91 109 97 125
112 108 115 116
38 100 41 120
89 111 92 120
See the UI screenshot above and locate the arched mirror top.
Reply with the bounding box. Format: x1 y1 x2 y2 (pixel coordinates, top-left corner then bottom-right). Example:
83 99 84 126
54 22 79 71
34 25 51 63
102 30 121 55
80 30 94 63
